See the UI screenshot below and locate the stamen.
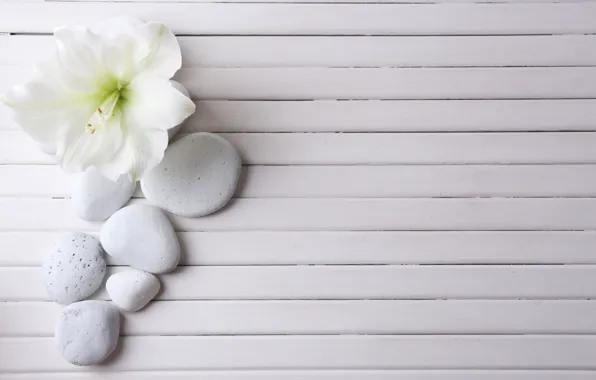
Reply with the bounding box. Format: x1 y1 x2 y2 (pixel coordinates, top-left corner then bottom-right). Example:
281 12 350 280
85 91 120 134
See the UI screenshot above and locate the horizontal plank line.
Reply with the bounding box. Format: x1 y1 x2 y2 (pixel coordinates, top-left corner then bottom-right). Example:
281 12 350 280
5 265 596 301
4 231 596 266
0 99 574 133
3 3 596 35
3 198 596 231
5 300 596 336
4 336 596 372
7 67 596 100
181 99 596 133
6 132 596 165
5 35 596 67
3 165 596 198
2 370 596 380
50 0 596 3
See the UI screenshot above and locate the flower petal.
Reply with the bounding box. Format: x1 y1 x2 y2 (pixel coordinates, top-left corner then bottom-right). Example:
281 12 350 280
130 22 181 79
2 78 90 145
122 76 195 131
59 109 125 174
53 26 106 92
97 129 169 181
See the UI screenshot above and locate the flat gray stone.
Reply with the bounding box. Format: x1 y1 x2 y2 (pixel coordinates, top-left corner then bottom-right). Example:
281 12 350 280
42 232 106 305
71 167 136 221
55 300 120 366
141 133 242 217
106 269 161 312
100 204 180 273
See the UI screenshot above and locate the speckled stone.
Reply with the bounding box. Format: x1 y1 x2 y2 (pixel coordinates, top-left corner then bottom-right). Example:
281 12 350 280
55 300 120 366
167 80 191 140
100 204 180 273
42 232 106 305
70 167 136 221
140 133 242 218
106 269 161 312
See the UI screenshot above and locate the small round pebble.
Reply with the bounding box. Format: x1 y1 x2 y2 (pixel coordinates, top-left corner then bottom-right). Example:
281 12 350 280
42 232 106 305
106 269 161 312
141 132 242 217
70 167 136 221
100 204 180 273
55 300 120 366
167 80 191 140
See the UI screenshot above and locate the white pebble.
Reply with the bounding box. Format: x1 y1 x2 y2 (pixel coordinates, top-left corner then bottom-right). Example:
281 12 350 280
106 269 160 312
55 300 120 366
70 167 136 221
100 204 180 273
42 232 106 305
141 132 242 217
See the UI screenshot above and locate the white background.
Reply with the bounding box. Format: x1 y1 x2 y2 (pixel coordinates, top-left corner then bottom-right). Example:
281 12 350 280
1 0 596 379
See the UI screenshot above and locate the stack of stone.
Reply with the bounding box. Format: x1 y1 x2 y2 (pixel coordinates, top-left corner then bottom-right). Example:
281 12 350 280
44 132 242 366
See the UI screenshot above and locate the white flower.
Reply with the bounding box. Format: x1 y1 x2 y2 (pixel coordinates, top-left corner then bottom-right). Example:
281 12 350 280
2 18 195 180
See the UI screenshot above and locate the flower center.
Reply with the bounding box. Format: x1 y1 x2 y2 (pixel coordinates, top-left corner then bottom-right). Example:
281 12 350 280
86 78 125 134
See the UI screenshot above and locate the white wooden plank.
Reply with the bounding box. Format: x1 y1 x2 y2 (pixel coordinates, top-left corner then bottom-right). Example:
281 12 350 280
175 67 596 100
3 265 596 301
4 231 596 266
2 198 596 231
2 336 596 371
185 100 596 133
4 300 596 337
6 66 596 100
5 99 596 133
64 0 596 3
2 3 596 35
3 165 596 198
5 35 596 68
2 370 596 380
4 132 596 165
7 99 596 133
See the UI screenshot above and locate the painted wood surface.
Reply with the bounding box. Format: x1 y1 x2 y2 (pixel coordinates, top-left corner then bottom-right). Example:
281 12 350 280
1 0 596 378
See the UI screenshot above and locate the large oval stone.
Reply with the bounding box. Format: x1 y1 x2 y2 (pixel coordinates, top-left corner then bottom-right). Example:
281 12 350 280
100 204 180 273
141 132 242 217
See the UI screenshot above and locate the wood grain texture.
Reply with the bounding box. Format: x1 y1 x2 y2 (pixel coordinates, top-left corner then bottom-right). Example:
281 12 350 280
3 165 596 198
4 300 596 336
6 99 596 133
4 265 596 301
4 35 596 67
3 0 596 376
6 66 596 100
2 3 596 35
5 231 596 266
64 0 596 3
2 370 596 380
3 336 596 372
182 100 596 133
5 132 596 165
2 198 596 231
172 67 596 100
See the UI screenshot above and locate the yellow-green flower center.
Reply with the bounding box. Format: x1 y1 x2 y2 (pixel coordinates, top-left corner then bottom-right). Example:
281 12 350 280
86 76 129 134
